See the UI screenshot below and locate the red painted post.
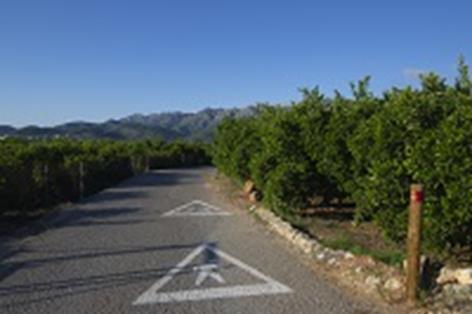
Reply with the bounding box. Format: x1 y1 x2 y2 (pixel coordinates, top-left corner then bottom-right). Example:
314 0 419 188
406 184 424 306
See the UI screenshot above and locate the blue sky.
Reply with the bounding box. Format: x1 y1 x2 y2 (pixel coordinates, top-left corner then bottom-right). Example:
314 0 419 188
0 0 471 127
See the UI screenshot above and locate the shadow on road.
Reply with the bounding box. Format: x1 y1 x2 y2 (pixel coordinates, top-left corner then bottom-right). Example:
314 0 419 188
0 186 147 262
53 206 142 228
115 169 205 189
2 243 201 277
0 205 144 282
80 190 146 205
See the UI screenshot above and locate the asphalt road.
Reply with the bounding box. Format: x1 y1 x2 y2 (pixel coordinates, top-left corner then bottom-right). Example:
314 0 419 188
0 167 385 313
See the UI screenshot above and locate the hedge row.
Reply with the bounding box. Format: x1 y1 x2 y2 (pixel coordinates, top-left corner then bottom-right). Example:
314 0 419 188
212 58 472 256
0 139 210 216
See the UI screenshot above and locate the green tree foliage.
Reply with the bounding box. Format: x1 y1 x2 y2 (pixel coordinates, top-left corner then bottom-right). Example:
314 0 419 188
256 106 315 212
455 55 472 95
0 139 210 217
410 102 472 253
348 82 457 236
212 116 261 182
212 57 472 256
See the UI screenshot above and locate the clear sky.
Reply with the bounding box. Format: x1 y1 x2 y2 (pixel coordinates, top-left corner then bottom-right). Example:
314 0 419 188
1 0 471 127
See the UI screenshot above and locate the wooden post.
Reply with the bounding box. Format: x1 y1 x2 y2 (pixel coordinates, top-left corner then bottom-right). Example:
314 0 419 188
79 161 85 200
406 184 424 306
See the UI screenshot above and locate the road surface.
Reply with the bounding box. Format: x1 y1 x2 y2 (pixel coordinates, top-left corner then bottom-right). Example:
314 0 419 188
0 168 385 313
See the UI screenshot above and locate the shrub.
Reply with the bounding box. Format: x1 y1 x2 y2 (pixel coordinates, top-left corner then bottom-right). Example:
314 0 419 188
0 138 210 218
212 57 472 257
348 76 459 245
212 117 261 183
410 101 472 253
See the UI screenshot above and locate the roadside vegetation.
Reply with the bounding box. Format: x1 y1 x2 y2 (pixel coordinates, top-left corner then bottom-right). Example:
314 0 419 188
0 138 210 233
212 57 472 264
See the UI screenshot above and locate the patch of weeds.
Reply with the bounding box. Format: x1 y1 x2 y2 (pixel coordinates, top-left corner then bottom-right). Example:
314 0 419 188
320 234 405 267
370 250 405 266
278 210 310 233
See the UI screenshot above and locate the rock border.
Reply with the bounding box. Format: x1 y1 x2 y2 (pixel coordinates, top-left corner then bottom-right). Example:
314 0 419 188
251 204 406 299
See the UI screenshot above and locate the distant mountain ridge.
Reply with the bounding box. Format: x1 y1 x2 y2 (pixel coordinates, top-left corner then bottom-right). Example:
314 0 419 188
0 107 258 141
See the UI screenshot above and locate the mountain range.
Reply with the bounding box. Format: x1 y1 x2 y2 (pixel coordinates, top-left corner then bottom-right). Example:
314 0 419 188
0 107 258 142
